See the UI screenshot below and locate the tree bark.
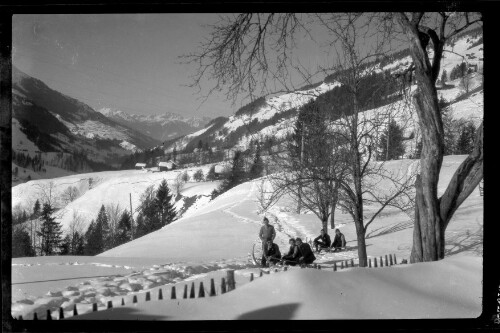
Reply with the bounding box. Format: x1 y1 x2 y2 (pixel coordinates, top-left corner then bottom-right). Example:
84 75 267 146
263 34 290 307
398 13 484 263
355 224 367 267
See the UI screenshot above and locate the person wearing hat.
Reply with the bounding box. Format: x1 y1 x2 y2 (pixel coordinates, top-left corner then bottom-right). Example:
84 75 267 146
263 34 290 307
258 217 276 253
295 237 316 265
261 239 281 267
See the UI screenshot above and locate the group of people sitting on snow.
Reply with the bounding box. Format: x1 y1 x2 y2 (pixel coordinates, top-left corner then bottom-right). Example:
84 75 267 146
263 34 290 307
258 217 346 268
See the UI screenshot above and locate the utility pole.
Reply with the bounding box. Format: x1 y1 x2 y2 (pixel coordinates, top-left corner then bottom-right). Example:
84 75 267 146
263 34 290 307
297 126 305 214
129 193 134 240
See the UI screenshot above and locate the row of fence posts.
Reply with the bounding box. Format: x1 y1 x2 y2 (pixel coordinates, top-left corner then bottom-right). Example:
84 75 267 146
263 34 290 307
330 253 398 271
17 269 237 321
18 254 402 320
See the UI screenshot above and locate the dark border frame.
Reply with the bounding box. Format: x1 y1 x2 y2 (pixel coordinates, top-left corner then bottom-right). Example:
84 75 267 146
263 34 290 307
1 1 498 332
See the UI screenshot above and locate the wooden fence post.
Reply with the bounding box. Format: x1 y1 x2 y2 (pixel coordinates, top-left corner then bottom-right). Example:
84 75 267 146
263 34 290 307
226 270 235 291
221 278 227 294
121 298 125 306
250 273 254 282
369 258 372 268
73 304 78 316
350 259 354 267
183 285 188 299
210 279 216 296
47 309 52 320
158 288 163 300
190 282 196 298
385 255 388 266
107 300 113 309
145 291 151 301
333 262 337 271
389 254 393 266
59 307 64 319
341 261 344 269
393 253 397 265
374 257 378 267
33 312 38 320
93 302 99 311
198 282 205 298
172 286 177 300
132 295 138 304
259 271 263 277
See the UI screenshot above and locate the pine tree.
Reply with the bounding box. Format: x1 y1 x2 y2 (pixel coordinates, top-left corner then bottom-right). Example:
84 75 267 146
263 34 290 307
95 205 110 251
378 120 406 160
84 220 98 255
206 165 217 181
134 213 147 239
217 150 246 195
12 226 35 257
136 185 161 236
73 232 85 255
441 69 447 84
60 234 71 255
37 203 63 255
249 144 264 179
116 211 132 245
181 171 190 182
456 122 476 154
155 180 177 227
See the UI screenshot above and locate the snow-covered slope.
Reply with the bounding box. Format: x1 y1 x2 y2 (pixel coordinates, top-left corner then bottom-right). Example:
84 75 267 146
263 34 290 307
98 107 211 142
12 164 222 232
163 30 483 157
10 155 483 320
71 255 481 320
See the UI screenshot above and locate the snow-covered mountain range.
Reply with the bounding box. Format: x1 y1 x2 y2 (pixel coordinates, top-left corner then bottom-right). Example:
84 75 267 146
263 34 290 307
98 108 211 142
11 66 161 172
161 28 483 157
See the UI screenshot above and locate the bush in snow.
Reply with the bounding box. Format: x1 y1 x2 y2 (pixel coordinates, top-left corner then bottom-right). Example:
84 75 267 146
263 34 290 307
193 169 204 182
181 171 190 182
206 165 217 181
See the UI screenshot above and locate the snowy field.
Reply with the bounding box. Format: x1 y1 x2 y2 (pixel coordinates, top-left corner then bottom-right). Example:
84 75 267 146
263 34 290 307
11 155 483 320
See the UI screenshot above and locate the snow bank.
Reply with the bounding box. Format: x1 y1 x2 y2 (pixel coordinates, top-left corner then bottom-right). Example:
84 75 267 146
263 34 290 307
70 256 481 320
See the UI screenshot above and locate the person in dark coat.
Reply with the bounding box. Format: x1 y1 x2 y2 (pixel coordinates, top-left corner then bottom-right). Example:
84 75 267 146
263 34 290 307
313 229 331 252
259 217 276 253
331 228 346 252
295 237 316 265
281 238 298 266
261 239 281 267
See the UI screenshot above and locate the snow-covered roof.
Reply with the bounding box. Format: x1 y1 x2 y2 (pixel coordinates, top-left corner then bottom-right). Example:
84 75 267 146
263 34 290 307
158 161 175 167
135 163 146 167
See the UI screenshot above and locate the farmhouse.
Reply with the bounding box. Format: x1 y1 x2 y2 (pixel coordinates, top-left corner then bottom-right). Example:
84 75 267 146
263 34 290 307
159 161 176 171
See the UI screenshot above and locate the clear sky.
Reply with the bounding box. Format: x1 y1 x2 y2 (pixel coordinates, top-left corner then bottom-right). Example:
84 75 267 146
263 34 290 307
12 14 244 118
12 14 371 119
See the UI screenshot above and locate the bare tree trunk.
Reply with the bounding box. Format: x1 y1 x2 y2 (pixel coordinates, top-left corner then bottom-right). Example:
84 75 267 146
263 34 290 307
397 13 483 263
355 222 367 267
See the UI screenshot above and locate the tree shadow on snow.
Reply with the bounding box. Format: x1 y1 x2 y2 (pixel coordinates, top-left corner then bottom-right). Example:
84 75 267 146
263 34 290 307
69 307 171 321
236 303 300 320
365 220 414 239
444 223 483 256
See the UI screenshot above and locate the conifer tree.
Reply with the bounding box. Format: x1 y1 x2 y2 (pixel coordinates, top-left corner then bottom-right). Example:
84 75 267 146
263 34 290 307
456 122 477 154
155 180 177 227
37 203 63 255
206 165 217 181
378 120 406 160
33 199 41 218
116 211 132 245
95 205 110 251
84 220 97 255
12 226 35 257
249 144 264 179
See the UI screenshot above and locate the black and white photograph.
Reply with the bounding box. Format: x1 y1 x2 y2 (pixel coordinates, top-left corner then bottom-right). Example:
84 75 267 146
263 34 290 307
2 7 492 327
